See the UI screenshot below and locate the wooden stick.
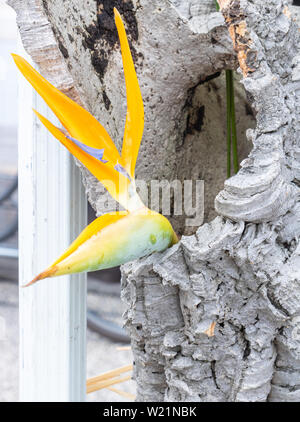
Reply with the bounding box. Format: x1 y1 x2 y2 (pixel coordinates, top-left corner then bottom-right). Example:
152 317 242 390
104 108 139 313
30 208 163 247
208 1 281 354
87 375 132 394
87 364 133 387
116 346 131 351
108 387 135 400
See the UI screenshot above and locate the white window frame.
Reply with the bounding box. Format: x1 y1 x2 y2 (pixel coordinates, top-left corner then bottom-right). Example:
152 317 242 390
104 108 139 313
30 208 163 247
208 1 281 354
18 44 87 402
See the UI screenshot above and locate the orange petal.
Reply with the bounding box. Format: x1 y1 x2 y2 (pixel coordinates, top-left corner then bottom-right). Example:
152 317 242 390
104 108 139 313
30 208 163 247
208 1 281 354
12 53 120 162
33 110 131 207
114 8 144 179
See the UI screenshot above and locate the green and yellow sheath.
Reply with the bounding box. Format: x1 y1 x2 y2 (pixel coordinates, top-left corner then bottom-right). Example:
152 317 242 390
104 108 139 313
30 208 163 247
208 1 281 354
36 209 177 285
13 8 178 287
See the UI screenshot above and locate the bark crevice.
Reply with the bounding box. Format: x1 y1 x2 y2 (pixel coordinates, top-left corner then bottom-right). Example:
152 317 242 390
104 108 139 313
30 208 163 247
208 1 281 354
123 1 300 401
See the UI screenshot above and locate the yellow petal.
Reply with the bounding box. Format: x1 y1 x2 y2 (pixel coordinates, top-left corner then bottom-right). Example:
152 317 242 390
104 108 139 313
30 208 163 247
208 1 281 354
114 8 144 179
12 53 120 162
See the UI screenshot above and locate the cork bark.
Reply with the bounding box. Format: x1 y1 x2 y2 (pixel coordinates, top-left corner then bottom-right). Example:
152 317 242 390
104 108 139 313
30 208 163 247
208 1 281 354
9 0 300 401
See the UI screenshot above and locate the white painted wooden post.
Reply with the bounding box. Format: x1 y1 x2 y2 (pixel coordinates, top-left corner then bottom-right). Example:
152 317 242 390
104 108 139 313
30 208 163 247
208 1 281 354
18 46 87 402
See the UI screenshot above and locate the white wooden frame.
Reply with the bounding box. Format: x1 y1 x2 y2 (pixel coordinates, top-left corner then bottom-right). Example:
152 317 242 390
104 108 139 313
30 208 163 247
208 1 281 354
18 47 87 402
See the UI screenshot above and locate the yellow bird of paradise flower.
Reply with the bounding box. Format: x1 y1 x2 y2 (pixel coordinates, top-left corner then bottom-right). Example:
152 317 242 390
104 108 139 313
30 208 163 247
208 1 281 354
13 8 178 287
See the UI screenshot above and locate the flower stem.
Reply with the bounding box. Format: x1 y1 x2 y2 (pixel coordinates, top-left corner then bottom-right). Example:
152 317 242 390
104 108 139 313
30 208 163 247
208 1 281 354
226 70 232 178
229 70 239 174
215 0 239 177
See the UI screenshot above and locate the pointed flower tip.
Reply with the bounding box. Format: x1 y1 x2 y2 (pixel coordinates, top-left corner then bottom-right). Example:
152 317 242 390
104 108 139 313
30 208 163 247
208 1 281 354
11 53 20 67
21 275 40 288
22 266 57 287
113 7 121 22
32 108 48 125
21 273 43 288
11 53 24 67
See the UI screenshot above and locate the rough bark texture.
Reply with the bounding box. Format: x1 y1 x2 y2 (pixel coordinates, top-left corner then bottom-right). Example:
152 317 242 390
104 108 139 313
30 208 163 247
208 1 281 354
9 0 300 402
122 0 300 402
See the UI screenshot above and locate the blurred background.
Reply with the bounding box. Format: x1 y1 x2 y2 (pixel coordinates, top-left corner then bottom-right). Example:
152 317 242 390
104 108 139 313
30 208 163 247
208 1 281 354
0 0 134 402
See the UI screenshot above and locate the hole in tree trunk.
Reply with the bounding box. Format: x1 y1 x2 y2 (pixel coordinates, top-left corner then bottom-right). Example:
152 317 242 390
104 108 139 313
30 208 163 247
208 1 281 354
175 72 256 235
